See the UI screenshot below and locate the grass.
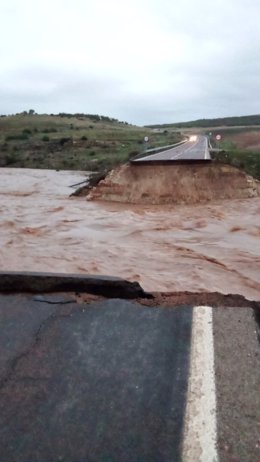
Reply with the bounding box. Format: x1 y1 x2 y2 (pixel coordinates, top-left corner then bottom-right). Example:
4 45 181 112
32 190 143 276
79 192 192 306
209 130 260 180
211 150 260 180
0 114 182 171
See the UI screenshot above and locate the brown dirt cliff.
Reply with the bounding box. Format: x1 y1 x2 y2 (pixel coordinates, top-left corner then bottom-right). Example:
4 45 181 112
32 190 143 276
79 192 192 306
87 162 260 205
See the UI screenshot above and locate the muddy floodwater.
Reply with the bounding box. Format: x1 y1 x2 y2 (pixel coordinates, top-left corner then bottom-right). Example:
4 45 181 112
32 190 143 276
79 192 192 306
0 168 259 300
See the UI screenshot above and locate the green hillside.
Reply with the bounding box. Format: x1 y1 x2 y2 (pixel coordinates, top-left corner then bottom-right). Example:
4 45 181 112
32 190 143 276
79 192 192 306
146 114 260 129
0 113 182 171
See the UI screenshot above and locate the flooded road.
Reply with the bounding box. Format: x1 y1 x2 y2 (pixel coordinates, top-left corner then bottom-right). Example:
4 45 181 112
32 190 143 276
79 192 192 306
0 168 259 300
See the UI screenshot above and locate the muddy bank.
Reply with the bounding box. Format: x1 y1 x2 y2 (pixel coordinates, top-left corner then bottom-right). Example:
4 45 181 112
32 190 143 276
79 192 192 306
87 162 260 204
0 168 259 301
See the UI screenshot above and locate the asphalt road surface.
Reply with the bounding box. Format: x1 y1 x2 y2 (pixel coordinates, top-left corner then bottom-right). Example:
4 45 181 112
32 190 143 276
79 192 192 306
0 292 259 462
135 135 210 162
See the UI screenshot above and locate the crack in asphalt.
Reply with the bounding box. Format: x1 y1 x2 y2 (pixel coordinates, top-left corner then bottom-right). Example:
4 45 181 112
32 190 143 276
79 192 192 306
0 293 259 393
33 297 76 304
0 307 84 391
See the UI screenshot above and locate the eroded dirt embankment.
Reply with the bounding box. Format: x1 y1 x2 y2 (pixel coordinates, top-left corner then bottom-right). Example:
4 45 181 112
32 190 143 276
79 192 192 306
87 162 260 204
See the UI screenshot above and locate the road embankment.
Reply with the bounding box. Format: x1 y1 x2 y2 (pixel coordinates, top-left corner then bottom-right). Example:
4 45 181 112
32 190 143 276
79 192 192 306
87 162 260 205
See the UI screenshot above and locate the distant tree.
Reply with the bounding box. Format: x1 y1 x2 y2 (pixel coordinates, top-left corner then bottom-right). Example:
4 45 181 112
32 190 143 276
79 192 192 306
29 109 35 116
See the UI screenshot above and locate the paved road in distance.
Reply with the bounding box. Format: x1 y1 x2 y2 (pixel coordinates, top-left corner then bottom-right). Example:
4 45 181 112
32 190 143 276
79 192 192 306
134 135 210 162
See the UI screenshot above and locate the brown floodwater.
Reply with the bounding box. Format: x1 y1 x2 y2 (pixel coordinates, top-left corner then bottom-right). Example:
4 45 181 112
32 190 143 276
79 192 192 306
0 168 259 300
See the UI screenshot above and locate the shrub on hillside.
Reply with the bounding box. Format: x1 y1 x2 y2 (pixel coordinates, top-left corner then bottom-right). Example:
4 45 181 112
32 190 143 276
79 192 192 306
60 137 71 146
1 143 9 151
4 152 19 165
5 133 29 141
42 128 58 133
23 128 32 135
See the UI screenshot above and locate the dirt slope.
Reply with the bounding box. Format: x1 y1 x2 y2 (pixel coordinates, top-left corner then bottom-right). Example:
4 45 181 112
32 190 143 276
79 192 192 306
87 162 260 205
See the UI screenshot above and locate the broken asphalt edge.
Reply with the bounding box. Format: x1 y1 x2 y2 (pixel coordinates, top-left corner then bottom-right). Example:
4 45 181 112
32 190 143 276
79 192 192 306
0 271 153 299
0 271 259 340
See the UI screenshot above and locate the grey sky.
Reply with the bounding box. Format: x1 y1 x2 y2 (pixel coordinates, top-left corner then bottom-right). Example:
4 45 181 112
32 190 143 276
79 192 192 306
1 0 259 125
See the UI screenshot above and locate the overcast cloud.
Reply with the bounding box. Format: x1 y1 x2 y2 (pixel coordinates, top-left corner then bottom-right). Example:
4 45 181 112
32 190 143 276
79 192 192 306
1 0 259 125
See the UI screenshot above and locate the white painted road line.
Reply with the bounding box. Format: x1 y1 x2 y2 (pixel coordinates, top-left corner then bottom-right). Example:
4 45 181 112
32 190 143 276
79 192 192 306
170 139 199 160
182 306 218 462
204 140 210 159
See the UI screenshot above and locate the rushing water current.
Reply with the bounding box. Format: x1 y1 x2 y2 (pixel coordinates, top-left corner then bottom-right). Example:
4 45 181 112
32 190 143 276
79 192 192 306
0 168 259 300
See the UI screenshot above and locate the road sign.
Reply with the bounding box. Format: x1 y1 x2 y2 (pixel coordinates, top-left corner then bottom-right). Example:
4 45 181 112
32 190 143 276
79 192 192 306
144 136 149 142
216 134 221 141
